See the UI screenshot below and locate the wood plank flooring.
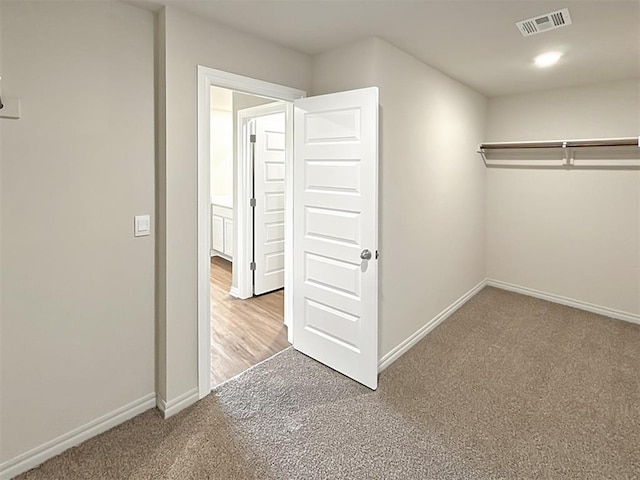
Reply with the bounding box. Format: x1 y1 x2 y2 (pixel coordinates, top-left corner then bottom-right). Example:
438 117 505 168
210 256 289 387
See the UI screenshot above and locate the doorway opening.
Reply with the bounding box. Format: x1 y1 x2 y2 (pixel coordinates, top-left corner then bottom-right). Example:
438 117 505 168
198 67 380 400
209 85 290 387
197 66 305 398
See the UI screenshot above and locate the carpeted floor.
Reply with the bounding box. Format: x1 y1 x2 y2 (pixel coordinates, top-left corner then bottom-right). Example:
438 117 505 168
16 287 640 479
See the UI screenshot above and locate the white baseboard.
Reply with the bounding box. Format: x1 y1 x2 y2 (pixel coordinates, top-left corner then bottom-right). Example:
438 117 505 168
229 286 252 300
487 279 640 325
0 393 155 480
211 250 232 262
378 279 487 372
156 387 199 419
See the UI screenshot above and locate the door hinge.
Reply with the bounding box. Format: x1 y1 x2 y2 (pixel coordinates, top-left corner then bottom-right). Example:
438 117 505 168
250 261 256 271
250 134 256 143
250 198 256 207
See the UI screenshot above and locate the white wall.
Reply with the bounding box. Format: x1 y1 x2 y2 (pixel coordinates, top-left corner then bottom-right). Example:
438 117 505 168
313 37 488 360
210 86 233 202
372 39 488 358
157 6 311 404
0 8 4 447
0 0 155 466
486 80 640 316
210 108 233 199
312 37 377 96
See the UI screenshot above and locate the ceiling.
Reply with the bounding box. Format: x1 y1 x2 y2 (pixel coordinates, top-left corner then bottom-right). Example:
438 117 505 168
137 0 640 97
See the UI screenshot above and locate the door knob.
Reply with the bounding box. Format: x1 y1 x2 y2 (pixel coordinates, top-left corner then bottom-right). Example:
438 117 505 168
360 249 372 260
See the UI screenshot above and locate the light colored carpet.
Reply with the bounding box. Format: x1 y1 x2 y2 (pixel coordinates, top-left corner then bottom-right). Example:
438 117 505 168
16 287 640 479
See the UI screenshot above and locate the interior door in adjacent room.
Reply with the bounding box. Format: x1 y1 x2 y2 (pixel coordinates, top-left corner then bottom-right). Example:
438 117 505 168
292 87 379 390
253 111 286 295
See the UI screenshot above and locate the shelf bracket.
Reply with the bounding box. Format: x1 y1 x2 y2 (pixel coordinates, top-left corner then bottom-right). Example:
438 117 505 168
561 141 575 166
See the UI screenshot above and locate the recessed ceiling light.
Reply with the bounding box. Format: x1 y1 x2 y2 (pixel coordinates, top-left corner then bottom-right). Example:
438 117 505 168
534 51 563 68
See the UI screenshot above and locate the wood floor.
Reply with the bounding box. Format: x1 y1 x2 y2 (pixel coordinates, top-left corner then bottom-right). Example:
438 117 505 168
210 256 289 387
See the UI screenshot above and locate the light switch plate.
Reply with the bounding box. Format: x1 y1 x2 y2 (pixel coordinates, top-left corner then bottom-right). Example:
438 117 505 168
134 215 151 237
0 98 21 119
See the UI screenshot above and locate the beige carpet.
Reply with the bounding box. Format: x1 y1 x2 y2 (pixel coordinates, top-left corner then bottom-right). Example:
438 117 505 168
16 287 640 479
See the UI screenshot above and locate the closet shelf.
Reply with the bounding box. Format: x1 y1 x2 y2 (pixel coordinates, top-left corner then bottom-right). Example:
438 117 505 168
478 136 640 168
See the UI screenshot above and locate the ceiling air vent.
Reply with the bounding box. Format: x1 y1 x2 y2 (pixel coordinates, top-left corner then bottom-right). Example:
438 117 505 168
516 8 572 37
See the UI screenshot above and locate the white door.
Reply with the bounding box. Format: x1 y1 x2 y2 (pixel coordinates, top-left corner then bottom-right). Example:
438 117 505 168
293 87 379 389
253 112 286 295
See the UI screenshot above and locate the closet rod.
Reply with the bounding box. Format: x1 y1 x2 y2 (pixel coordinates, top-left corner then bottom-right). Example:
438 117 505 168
479 136 639 150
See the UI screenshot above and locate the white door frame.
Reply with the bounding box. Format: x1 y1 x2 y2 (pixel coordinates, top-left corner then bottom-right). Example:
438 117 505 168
236 102 287 300
197 66 305 398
